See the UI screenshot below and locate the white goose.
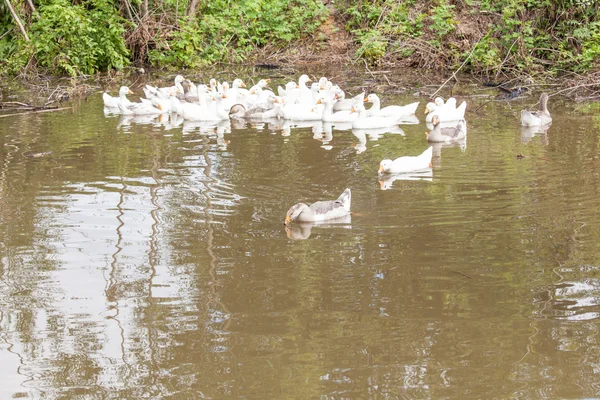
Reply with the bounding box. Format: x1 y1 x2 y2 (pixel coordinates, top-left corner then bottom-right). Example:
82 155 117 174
103 86 133 108
144 75 185 99
364 94 419 118
277 81 297 97
425 99 467 122
521 93 552 126
275 97 322 121
297 74 314 105
317 96 358 123
351 103 400 129
118 97 164 115
333 90 364 112
378 147 433 174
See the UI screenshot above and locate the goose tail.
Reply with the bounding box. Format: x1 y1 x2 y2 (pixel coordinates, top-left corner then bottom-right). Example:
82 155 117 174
337 188 351 212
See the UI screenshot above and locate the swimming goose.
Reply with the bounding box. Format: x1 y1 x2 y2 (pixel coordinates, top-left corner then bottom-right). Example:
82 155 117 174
426 115 467 143
351 103 400 129
284 188 351 224
229 96 279 119
118 97 164 115
275 97 322 121
317 96 358 123
144 75 185 99
364 94 419 118
378 147 433 174
297 74 314 105
521 93 552 126
103 86 133 108
425 99 467 122
333 90 364 112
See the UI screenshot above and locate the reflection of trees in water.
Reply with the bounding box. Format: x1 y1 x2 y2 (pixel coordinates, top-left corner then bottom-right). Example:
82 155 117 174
3 99 600 397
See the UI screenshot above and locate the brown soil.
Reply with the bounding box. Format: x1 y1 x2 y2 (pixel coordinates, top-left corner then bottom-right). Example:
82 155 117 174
253 8 353 65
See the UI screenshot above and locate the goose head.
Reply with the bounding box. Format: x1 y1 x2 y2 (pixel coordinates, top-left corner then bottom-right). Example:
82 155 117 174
378 160 393 174
285 203 309 225
232 78 246 89
365 94 379 104
286 81 298 91
119 86 133 97
424 102 437 114
298 74 312 87
257 79 270 88
318 77 328 89
434 97 445 106
229 104 246 118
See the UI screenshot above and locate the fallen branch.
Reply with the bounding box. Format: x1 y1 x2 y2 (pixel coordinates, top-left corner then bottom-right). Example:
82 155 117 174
0 107 71 118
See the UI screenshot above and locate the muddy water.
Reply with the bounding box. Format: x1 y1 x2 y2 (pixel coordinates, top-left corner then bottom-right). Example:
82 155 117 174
1 69 600 398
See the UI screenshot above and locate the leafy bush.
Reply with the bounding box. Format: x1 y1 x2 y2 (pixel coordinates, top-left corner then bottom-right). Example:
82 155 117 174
337 0 600 75
149 0 328 69
29 0 129 75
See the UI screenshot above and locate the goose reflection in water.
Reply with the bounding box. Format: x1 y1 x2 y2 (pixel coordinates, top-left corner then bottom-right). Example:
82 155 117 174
284 215 352 240
430 139 467 167
521 125 549 145
351 126 405 154
378 169 433 190
116 112 171 130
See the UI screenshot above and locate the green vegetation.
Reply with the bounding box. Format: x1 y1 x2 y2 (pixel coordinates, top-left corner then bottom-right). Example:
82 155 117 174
338 0 600 76
0 0 327 75
0 0 599 77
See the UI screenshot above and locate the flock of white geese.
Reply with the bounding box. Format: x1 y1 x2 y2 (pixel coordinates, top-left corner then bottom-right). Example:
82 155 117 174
103 74 552 225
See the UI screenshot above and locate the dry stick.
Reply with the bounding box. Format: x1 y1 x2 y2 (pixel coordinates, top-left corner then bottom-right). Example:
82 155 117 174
3 0 29 41
0 107 71 118
430 36 483 100
25 0 35 12
495 38 518 78
551 82 600 97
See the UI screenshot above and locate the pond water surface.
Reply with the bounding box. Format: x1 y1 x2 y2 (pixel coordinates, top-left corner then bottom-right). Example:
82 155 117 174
1 68 600 398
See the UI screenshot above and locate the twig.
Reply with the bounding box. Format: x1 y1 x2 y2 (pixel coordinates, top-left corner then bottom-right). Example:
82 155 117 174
452 270 472 279
430 36 484 99
1 101 31 108
551 82 600 97
495 38 518 78
3 0 29 41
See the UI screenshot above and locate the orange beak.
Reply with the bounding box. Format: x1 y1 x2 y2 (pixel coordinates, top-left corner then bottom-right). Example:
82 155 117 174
222 94 227 98
265 79 271 83
363 98 369 103
284 215 291 225
128 89 134 95
157 104 162 110
334 93 340 100
378 165 384 174
424 106 429 114
296 84 300 88
316 99 322 104
241 82 246 88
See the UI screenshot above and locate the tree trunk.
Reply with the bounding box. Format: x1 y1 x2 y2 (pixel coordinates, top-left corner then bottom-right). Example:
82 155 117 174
3 0 30 41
